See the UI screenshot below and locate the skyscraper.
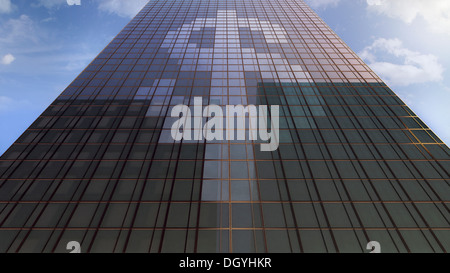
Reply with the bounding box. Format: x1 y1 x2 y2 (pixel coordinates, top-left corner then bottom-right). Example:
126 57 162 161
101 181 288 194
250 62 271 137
0 0 449 253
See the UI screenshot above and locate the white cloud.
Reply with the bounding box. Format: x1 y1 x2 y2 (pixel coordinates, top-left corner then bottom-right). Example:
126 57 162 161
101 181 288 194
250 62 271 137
42 17 56 23
98 0 149 18
305 0 341 9
367 0 450 34
64 53 96 71
0 96 32 112
0 96 13 111
34 0 81 8
1 54 15 65
0 15 40 45
360 38 444 86
0 0 13 14
35 0 66 9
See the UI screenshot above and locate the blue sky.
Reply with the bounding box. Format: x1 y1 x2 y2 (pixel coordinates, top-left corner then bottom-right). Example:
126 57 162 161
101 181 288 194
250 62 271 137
1 0 449 155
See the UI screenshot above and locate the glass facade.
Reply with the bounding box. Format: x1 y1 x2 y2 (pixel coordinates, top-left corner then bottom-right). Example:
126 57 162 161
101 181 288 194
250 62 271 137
0 0 449 253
